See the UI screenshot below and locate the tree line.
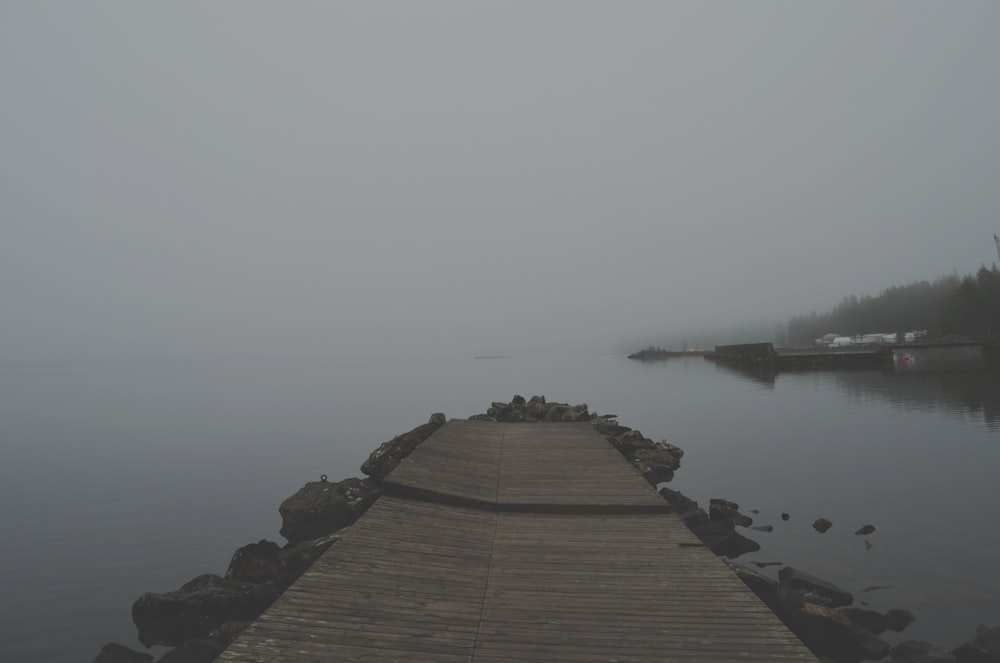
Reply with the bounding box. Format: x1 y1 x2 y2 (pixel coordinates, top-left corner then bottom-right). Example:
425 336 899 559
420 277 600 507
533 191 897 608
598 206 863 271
785 265 1000 346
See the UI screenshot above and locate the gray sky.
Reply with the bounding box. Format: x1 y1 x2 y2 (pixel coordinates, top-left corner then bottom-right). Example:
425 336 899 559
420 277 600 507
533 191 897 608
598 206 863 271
3 2 999 360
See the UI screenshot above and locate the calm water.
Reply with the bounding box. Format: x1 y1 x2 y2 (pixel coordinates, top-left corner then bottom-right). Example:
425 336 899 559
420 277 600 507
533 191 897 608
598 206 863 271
1 351 997 661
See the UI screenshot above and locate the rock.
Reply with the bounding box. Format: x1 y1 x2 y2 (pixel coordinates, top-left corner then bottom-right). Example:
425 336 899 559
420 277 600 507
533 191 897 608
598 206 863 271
885 609 917 632
729 562 780 609
561 403 591 422
953 623 1000 662
709 529 761 559
790 602 890 661
225 540 281 584
360 413 446 481
891 640 957 663
752 561 783 568
545 404 569 421
781 512 790 521
276 530 347 589
132 574 279 647
855 524 876 536
813 518 834 533
779 567 853 607
278 477 380 544
751 525 774 532
510 394 526 406
659 487 710 529
709 498 753 527
608 430 654 457
633 445 683 484
93 642 154 663
843 607 893 634
157 639 225 663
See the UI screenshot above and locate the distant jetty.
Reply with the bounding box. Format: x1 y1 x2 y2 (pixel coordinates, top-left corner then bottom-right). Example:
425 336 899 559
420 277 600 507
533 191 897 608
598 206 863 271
627 347 709 360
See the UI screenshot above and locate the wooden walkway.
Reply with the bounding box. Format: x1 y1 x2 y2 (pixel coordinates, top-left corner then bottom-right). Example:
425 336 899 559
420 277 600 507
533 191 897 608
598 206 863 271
219 420 817 662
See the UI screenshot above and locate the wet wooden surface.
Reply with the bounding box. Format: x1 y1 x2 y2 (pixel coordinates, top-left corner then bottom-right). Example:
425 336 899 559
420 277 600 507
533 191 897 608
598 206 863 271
219 420 817 662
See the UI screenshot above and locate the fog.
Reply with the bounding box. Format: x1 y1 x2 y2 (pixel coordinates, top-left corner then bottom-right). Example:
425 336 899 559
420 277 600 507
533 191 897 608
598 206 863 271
3 2 999 361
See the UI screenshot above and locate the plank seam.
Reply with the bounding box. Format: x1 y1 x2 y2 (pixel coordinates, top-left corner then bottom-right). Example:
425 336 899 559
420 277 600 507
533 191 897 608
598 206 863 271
471 512 502 661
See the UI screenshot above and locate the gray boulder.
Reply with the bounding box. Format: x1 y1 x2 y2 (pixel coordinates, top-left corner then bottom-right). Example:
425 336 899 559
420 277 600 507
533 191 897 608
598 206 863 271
225 540 281 585
278 477 379 544
132 574 279 647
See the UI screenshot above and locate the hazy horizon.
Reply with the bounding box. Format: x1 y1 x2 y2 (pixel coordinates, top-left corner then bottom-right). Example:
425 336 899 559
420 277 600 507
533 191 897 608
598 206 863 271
4 2 999 362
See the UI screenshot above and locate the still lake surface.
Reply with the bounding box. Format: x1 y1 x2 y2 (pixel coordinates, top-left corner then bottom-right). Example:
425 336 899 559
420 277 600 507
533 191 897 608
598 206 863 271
1 350 998 661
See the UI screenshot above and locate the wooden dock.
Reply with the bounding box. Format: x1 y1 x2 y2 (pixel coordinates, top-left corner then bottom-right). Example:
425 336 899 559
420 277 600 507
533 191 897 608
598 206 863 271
219 420 818 662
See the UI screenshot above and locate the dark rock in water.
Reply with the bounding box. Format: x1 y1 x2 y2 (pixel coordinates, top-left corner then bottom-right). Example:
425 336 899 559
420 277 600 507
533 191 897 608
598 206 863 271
729 562 780 609
225 540 281 585
790 602 890 661
953 623 1000 662
885 609 917 632
779 567 853 607
93 642 154 663
709 498 753 527
633 444 683 483
709 529 761 559
751 508 760 514
813 518 834 533
751 525 774 532
132 574 279 647
781 512 791 521
855 524 876 536
891 640 957 662
752 561 783 568
360 413 446 481
279 477 380 544
865 539 874 550
658 487 710 529
157 639 225 663
843 607 893 634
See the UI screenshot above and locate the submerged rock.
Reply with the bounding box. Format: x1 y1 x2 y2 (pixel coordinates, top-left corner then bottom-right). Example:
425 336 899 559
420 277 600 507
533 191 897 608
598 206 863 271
855 524 876 535
132 574 279 647
278 477 380 544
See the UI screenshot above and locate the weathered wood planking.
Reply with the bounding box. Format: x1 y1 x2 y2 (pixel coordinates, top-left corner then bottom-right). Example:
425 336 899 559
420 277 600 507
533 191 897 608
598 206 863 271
385 419 669 512
220 421 818 662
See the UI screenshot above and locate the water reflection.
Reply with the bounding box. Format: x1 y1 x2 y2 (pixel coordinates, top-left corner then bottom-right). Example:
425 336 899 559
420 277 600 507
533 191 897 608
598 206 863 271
712 351 1000 431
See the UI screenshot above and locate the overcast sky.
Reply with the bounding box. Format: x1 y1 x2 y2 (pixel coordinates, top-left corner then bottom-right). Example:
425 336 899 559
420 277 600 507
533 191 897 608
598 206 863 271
3 2 999 360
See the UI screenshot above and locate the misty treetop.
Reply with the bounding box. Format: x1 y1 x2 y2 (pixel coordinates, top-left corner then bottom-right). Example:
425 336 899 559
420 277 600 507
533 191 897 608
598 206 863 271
785 266 1000 346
